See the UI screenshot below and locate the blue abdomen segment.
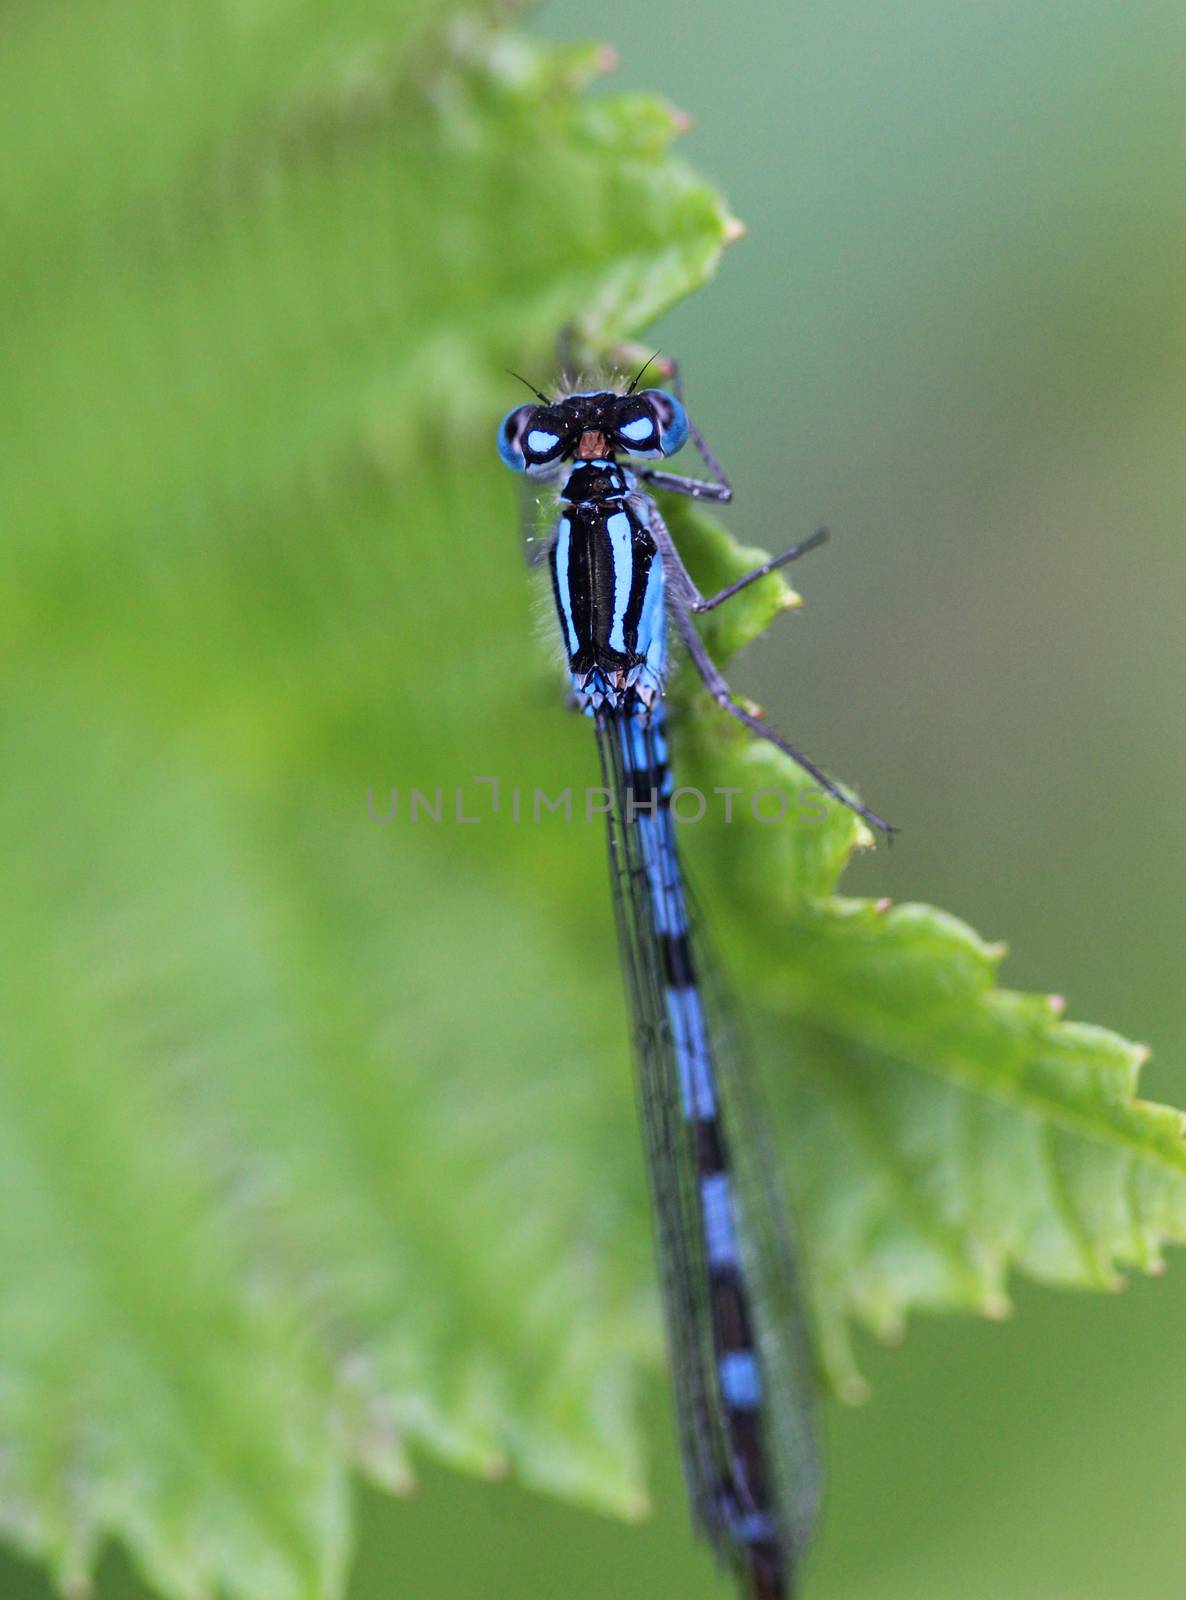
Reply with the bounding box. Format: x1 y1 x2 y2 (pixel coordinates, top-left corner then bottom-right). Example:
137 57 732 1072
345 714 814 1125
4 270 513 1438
719 1349 762 1411
701 1172 740 1268
617 715 717 1126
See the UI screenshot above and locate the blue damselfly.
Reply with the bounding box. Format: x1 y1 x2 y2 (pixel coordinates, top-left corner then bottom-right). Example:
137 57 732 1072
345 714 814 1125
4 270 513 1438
498 358 891 1599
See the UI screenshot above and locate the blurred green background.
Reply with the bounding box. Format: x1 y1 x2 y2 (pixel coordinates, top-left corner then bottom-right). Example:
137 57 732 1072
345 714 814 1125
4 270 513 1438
3 1 1185 1597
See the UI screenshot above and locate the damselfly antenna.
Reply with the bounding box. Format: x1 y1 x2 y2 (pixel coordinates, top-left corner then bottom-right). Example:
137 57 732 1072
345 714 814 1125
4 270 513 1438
626 350 662 394
507 369 551 405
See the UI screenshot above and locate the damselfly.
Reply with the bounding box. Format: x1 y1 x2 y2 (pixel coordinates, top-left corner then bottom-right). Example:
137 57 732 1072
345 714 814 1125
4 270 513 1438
497 359 891 1600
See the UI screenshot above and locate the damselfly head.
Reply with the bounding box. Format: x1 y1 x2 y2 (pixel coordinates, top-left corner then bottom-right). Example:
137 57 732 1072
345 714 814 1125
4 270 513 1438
497 386 689 474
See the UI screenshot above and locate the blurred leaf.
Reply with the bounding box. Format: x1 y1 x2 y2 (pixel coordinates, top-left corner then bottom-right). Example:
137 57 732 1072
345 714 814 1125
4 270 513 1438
1 4 734 1596
2 3 1185 1600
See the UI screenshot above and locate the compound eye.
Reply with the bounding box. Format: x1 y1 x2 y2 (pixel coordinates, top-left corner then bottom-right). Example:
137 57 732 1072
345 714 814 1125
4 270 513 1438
499 404 571 473
498 404 536 472
638 389 688 456
613 389 688 458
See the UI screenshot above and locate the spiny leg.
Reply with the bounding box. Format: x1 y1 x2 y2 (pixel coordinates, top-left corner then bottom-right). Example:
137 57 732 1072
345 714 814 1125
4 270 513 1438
669 600 896 837
649 504 829 615
691 529 829 612
640 466 733 504
628 355 733 504
665 357 734 497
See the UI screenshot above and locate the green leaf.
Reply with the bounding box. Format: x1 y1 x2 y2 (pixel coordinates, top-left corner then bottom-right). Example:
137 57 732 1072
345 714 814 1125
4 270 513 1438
2 4 1185 1599
650 494 1186 1382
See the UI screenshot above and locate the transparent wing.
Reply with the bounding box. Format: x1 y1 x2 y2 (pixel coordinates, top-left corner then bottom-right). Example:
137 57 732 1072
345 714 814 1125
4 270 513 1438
686 873 823 1560
595 714 730 1534
515 476 561 569
595 711 822 1588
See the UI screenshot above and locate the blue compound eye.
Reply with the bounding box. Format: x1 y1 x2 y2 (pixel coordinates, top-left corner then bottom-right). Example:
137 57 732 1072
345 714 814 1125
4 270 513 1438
498 404 535 472
498 404 571 473
613 389 688 458
641 389 688 456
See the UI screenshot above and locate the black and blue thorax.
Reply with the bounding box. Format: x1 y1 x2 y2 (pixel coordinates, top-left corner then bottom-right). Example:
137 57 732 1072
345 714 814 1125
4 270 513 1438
550 457 666 716
497 385 689 719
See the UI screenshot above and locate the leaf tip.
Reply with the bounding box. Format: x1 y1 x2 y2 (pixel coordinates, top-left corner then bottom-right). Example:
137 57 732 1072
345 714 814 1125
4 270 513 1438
1046 992 1067 1017
482 1452 513 1483
622 1489 653 1523
837 1372 872 1405
874 1307 907 1346
364 1452 419 1499
670 105 695 134
873 896 893 914
983 1293 1013 1322
594 44 620 75
394 1472 424 1503
723 215 747 244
